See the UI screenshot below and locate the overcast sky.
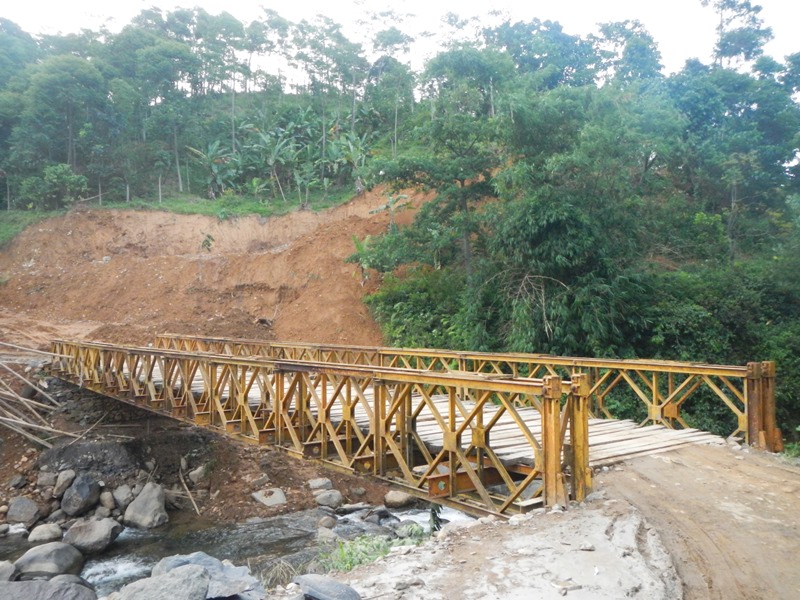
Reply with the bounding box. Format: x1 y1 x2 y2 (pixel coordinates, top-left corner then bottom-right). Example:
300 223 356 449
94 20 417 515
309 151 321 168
3 0 799 73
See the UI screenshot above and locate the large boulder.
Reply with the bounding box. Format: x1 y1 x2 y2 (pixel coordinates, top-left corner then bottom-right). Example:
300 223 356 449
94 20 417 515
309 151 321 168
61 475 100 517
114 564 209 600
293 574 362 600
152 552 265 600
123 482 168 529
6 496 41 528
0 580 97 600
14 542 84 578
27 523 64 543
63 518 122 554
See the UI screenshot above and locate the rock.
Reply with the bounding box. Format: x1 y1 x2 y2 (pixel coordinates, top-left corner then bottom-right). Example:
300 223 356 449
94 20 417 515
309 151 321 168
27 523 63 543
49 574 95 591
336 502 372 514
8 474 27 489
112 485 134 511
395 577 424 591
0 580 97 600
14 541 84 577
99 491 115 511
579 542 596 551
362 506 399 526
180 457 188 472
94 507 111 519
0 504 8 514
41 487 54 502
61 474 101 517
0 523 9 535
315 490 344 509
63 518 122 554
123 482 168 529
53 470 76 499
308 478 333 491
187 465 208 485
252 488 287 507
384 490 415 509
249 473 269 488
0 560 16 581
114 564 209 600
351 487 366 497
46 510 67 524
318 515 337 529
37 472 58 488
152 552 265 600
7 496 41 528
293 574 361 600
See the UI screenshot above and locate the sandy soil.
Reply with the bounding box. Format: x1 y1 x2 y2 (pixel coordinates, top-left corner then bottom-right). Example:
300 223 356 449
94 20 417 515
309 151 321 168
2 192 800 599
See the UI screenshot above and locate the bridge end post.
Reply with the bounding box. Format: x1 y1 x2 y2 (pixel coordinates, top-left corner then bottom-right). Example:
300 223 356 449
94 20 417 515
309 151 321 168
542 376 567 508
570 373 592 502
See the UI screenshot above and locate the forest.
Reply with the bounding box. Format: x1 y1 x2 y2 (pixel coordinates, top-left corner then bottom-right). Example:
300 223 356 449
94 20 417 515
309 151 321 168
0 1 799 438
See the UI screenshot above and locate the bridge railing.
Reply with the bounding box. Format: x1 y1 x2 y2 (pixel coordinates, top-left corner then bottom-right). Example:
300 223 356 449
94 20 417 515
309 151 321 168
153 334 780 451
50 339 592 516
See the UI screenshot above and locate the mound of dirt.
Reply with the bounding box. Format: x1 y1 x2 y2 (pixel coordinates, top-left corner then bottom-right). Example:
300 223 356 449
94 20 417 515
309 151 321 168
0 186 428 348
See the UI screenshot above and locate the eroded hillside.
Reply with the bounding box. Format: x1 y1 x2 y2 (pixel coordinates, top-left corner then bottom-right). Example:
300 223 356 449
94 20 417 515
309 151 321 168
0 188 424 347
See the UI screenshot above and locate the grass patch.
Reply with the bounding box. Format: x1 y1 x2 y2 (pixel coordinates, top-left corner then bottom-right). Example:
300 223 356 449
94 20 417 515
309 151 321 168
318 523 427 573
103 188 355 220
0 210 63 248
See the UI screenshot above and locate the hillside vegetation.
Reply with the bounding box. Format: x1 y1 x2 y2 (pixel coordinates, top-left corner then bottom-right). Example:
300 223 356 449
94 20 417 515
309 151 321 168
1 2 799 438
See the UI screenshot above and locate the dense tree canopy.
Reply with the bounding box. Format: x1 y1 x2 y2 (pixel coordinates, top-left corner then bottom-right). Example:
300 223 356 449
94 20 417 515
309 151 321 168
1 4 799 437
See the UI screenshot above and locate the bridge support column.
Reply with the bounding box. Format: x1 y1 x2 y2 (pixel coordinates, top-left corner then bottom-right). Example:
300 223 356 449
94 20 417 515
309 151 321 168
570 373 592 502
747 361 781 452
542 376 567 508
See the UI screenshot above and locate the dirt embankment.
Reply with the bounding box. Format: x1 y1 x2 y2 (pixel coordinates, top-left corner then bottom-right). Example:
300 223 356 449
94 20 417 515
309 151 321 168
0 187 425 347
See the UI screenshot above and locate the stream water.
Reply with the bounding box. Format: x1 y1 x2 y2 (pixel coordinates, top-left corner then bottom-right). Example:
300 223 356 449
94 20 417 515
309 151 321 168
0 506 472 597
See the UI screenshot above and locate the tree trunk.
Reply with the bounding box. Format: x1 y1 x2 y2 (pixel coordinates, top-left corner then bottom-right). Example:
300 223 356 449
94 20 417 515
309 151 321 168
174 127 183 192
158 175 163 204
98 182 102 206
393 99 399 159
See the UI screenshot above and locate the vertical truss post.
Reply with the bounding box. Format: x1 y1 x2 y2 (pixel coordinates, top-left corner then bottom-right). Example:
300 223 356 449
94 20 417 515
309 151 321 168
570 373 592 502
542 375 567 508
374 379 386 476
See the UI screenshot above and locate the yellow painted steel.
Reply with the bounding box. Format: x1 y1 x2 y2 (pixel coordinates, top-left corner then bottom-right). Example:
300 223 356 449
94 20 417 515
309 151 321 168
153 334 779 450
49 339 587 517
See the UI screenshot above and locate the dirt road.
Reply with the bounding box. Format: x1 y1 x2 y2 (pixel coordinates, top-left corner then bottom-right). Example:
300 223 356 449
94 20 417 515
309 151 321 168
602 444 800 599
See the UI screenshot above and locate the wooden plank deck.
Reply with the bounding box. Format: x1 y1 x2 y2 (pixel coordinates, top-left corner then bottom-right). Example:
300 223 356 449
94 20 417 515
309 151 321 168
151 365 723 469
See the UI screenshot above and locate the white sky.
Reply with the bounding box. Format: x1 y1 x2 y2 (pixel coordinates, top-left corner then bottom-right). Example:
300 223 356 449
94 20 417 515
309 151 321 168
2 0 799 73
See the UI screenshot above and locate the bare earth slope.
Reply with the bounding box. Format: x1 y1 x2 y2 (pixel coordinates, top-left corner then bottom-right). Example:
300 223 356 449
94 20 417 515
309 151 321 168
0 187 423 346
